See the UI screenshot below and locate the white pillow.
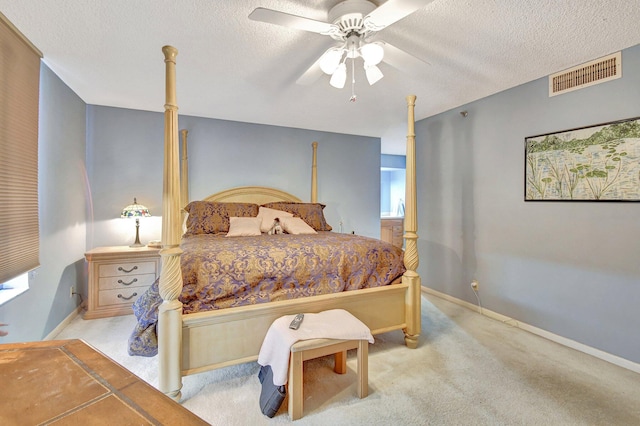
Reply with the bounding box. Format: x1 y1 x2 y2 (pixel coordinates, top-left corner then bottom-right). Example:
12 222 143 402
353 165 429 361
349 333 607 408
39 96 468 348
257 206 293 233
280 217 317 235
226 217 262 237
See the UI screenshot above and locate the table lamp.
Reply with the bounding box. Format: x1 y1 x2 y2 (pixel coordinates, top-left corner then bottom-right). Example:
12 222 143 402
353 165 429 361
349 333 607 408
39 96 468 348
121 198 151 247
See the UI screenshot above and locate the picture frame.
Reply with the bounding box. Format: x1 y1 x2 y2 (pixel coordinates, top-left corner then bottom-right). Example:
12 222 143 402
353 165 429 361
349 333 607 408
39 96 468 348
525 117 640 201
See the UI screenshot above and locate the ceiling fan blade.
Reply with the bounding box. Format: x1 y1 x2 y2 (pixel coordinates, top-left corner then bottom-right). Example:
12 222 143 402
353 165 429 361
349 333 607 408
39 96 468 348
296 57 325 86
249 7 338 35
364 0 434 31
380 41 430 75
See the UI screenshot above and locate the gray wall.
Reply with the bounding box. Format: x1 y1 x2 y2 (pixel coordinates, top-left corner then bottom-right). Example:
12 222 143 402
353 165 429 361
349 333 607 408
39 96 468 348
86 106 381 248
416 44 640 363
0 64 87 342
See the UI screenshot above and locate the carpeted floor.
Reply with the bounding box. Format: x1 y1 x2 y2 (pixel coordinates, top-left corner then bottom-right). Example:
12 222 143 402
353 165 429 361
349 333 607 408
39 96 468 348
54 292 640 425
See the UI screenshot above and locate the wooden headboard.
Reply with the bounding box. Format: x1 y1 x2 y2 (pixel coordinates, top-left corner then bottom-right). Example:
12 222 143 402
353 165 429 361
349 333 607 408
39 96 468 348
202 186 302 204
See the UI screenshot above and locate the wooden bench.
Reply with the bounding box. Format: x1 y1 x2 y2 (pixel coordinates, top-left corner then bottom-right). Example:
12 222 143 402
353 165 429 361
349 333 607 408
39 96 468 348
288 338 368 420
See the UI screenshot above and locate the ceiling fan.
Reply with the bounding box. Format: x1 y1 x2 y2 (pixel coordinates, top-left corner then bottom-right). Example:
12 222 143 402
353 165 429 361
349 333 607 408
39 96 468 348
249 0 432 100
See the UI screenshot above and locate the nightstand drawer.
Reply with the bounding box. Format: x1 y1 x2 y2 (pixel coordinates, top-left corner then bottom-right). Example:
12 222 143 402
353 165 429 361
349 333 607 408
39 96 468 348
85 246 161 319
98 273 156 290
99 261 156 277
99 287 145 307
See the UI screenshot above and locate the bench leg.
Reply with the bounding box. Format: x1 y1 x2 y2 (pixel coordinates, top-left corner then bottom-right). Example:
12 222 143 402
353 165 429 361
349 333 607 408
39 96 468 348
357 340 368 398
288 351 304 421
334 350 347 374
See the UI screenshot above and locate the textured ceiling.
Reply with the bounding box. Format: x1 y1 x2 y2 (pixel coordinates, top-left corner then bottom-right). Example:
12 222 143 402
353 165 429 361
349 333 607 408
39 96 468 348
2 0 640 154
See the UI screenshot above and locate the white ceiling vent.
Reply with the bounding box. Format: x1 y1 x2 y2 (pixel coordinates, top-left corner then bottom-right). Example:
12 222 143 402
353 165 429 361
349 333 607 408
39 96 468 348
549 51 621 97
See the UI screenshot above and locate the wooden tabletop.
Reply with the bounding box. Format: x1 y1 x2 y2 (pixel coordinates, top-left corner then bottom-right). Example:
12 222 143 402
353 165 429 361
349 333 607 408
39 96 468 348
0 339 208 425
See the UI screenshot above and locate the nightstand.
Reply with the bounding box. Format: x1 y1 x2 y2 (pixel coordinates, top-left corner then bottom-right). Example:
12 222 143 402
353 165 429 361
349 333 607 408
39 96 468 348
381 218 404 248
84 246 161 319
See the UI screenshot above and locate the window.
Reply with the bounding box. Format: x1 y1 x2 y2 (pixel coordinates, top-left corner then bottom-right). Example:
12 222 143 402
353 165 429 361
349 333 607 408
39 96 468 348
0 12 42 287
0 274 29 306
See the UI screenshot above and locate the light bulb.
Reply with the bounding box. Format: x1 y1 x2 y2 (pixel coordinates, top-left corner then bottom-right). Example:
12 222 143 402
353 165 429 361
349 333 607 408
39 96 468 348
319 47 344 75
360 42 384 65
364 64 383 85
330 63 347 88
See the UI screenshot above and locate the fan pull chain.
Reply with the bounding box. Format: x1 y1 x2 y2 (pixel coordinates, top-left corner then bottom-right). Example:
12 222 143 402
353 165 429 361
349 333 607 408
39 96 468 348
349 57 357 102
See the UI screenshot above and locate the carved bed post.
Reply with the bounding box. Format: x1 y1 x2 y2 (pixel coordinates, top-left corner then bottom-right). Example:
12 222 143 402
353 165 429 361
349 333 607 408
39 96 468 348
403 95 421 349
180 129 189 229
180 129 189 209
159 45 184 400
311 141 318 203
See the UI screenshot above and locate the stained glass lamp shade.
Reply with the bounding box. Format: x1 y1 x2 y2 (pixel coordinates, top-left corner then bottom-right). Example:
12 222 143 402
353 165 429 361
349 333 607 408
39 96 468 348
121 198 151 247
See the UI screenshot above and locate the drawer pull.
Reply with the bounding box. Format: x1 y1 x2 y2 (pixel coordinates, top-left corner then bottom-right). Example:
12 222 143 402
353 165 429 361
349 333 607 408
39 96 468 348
117 278 138 286
117 292 138 301
118 265 138 273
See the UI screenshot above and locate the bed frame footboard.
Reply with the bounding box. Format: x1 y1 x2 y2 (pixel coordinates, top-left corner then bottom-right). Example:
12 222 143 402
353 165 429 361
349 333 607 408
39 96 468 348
180 284 409 375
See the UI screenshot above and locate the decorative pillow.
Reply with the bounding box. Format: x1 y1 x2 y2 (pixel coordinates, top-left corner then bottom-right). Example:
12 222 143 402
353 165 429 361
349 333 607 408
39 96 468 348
280 217 317 235
257 206 294 233
226 217 262 237
261 202 332 231
184 201 259 236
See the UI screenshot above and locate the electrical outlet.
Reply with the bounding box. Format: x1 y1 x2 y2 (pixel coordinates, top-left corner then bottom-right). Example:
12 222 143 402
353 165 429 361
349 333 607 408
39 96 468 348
70 286 75 298
470 280 479 291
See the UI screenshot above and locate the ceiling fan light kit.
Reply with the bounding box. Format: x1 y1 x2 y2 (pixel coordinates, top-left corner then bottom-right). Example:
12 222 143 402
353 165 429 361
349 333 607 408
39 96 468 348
249 0 432 99
360 42 384 65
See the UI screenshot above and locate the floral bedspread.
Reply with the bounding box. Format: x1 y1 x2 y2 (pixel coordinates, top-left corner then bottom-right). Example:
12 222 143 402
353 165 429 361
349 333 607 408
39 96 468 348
128 232 405 356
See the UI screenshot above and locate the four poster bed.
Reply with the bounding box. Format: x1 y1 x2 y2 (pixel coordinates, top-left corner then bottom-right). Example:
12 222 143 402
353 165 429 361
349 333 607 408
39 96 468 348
150 45 421 400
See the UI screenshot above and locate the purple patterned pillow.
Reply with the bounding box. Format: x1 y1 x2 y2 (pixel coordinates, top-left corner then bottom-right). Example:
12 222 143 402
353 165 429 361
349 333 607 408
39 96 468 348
184 201 259 236
261 202 332 231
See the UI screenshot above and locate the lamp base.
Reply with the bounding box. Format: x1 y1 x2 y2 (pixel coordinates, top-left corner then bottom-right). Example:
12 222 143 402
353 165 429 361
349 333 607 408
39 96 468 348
130 218 144 248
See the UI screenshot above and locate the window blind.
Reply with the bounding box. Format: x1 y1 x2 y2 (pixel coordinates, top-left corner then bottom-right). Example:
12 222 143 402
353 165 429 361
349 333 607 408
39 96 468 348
0 12 42 284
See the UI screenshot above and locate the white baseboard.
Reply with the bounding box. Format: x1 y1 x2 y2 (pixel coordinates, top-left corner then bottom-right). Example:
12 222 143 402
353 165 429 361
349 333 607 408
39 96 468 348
421 286 640 375
44 303 84 341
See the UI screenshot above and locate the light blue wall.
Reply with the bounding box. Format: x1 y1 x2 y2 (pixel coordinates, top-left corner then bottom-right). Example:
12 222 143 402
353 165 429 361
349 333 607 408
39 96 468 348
86 106 381 248
0 63 87 342
381 154 406 169
4 46 639 368
0 71 380 343
416 44 640 363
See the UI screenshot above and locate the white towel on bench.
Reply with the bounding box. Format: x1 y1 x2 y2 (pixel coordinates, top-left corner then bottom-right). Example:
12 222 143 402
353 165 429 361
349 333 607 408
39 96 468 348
257 309 374 386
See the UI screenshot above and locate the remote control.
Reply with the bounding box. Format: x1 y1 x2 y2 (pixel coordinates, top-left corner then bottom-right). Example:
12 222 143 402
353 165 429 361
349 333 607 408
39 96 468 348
289 313 304 330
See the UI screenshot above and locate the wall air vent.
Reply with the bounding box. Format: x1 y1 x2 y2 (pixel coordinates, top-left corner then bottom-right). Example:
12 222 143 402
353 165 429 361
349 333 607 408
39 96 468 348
549 51 621 97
